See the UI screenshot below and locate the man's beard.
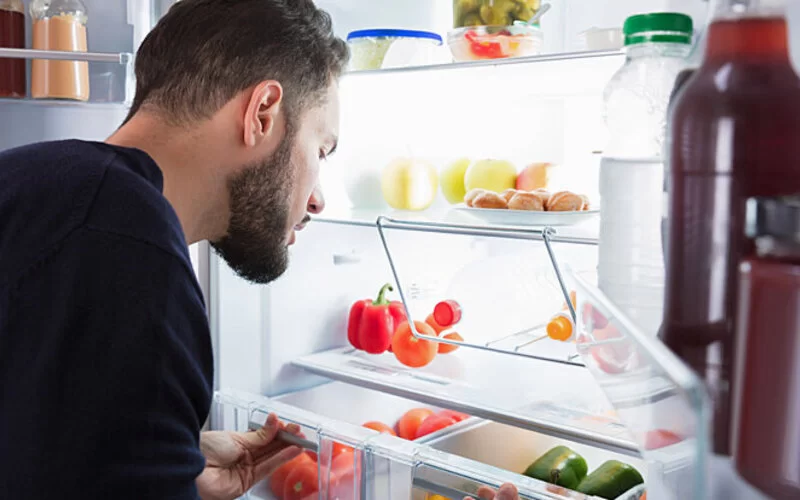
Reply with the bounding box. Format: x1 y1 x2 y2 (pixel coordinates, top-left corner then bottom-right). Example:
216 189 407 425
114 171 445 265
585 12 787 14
211 137 295 285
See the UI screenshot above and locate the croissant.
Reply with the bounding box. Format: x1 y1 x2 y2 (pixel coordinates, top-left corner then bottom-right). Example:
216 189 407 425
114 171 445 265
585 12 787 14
508 192 544 211
545 191 584 212
464 188 486 207
472 191 508 209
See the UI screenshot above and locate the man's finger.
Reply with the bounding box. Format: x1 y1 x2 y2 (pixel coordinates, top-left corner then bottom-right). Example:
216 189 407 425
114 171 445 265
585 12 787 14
238 413 282 451
475 486 497 499
495 483 519 500
251 445 304 483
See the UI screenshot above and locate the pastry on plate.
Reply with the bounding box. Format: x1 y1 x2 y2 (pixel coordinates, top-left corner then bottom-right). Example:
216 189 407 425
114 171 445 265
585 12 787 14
580 195 591 211
472 191 508 209
532 189 551 206
501 188 518 203
508 192 544 211
464 188 486 207
546 191 584 212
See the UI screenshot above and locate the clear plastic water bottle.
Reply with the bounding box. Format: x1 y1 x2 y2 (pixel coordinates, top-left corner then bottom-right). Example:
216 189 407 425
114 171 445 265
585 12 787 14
599 13 693 335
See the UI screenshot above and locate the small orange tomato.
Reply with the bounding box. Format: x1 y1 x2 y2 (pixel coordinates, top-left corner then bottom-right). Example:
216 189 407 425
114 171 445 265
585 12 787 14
425 314 448 335
392 320 438 368
306 441 352 463
438 332 463 354
362 421 397 436
396 407 435 440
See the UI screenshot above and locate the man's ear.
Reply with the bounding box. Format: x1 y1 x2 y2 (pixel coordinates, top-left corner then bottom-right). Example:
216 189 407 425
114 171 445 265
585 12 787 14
243 81 283 148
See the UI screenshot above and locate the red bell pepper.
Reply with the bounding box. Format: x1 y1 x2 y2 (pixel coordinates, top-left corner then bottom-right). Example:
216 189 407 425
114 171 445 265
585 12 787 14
347 283 406 354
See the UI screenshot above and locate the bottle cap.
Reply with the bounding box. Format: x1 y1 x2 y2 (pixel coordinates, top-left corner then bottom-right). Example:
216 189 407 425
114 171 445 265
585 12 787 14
624 13 693 46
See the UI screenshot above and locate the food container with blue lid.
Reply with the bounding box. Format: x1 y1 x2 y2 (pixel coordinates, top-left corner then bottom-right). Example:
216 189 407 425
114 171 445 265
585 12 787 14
347 29 444 71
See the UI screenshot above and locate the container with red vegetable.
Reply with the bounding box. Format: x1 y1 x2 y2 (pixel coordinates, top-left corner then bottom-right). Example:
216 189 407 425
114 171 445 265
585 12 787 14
448 24 543 61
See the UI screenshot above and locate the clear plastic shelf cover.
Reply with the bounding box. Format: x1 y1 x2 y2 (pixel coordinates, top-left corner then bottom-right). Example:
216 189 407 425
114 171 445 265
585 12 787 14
568 270 711 500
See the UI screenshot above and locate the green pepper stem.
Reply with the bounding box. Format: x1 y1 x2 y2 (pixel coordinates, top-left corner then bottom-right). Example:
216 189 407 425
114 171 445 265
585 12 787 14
373 283 394 306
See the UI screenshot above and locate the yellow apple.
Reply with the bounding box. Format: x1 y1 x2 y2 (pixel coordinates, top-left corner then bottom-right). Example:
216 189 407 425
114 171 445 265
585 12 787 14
440 158 471 204
381 157 439 211
464 159 517 193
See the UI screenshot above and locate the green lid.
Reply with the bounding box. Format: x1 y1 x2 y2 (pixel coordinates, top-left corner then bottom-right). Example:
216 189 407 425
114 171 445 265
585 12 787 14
624 13 693 46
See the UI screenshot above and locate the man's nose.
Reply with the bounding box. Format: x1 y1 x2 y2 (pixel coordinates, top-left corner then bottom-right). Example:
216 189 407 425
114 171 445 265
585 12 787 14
307 185 325 215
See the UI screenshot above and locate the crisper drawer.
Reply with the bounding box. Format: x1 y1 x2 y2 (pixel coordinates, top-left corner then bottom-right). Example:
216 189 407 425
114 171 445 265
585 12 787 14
213 389 632 500
273 382 478 444
425 421 647 500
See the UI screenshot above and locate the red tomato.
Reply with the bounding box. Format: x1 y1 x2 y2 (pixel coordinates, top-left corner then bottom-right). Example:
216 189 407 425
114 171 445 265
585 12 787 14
270 453 312 498
425 314 448 335
396 408 434 440
362 421 397 436
438 332 463 354
392 321 438 368
306 442 352 463
284 462 321 500
328 451 359 500
643 429 683 450
415 414 457 439
437 409 469 423
433 300 462 327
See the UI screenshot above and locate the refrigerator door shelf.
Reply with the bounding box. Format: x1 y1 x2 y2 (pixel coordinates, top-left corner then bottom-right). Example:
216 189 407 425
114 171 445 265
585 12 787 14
0 48 134 105
214 388 619 500
292 347 639 459
569 271 710 499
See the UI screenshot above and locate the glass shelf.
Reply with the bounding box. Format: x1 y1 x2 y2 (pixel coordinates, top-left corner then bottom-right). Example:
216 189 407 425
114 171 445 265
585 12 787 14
292 346 639 458
344 49 624 77
0 48 133 105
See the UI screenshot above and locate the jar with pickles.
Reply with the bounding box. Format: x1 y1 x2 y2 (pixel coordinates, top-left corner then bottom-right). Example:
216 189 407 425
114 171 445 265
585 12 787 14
453 0 541 28
449 0 544 61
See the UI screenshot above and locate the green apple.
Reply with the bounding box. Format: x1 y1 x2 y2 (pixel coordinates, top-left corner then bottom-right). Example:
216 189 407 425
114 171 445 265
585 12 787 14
464 159 518 193
440 158 471 204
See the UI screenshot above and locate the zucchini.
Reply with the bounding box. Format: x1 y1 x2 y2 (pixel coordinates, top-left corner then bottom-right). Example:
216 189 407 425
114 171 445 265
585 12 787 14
576 460 645 500
523 446 588 490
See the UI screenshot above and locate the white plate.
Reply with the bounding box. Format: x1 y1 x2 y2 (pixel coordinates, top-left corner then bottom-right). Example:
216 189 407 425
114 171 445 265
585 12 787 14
452 205 599 227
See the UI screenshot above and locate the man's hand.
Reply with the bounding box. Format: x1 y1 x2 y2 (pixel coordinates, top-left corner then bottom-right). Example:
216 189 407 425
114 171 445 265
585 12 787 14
466 483 521 500
196 413 304 500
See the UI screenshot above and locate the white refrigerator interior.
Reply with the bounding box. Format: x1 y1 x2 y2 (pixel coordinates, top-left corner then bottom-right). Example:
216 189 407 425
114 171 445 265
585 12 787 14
2 0 768 498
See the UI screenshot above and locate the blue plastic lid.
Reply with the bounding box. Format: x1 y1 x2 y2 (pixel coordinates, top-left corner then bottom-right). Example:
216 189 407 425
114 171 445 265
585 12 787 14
347 29 443 45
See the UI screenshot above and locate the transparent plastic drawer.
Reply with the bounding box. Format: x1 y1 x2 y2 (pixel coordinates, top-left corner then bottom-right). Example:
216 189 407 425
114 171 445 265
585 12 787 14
213 389 648 500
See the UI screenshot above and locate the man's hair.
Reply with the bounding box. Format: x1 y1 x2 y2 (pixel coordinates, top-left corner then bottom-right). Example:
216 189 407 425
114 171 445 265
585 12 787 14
125 0 349 125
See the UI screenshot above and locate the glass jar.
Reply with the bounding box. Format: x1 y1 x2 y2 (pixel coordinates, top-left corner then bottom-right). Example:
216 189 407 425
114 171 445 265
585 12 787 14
452 0 541 29
0 0 26 98
734 196 800 499
30 0 90 101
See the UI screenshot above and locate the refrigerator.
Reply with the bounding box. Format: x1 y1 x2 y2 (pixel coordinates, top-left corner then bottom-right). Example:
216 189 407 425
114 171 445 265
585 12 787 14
0 0 774 499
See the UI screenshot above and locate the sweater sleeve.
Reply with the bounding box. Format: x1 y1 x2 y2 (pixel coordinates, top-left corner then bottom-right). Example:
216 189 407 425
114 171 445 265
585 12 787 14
0 225 213 499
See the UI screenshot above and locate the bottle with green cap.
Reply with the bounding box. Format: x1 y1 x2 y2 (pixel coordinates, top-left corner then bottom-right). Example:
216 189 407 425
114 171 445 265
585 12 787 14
597 12 693 338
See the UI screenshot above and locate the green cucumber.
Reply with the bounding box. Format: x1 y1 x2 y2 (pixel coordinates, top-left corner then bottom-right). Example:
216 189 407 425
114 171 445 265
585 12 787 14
576 460 644 500
523 445 589 490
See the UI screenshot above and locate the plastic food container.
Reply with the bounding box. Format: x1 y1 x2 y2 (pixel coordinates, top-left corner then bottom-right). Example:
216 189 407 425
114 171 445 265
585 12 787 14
453 0 542 28
347 29 443 71
581 27 624 51
448 25 543 61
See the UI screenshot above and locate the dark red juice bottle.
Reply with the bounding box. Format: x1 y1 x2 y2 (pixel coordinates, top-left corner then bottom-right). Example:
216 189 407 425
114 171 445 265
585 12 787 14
0 0 25 98
661 0 800 455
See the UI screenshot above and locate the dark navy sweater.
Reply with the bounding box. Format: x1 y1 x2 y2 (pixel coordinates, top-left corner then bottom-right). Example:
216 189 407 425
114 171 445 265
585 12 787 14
0 140 213 498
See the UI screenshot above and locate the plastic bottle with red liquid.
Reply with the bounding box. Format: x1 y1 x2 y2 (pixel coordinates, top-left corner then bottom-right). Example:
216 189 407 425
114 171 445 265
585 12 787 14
661 0 800 457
